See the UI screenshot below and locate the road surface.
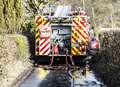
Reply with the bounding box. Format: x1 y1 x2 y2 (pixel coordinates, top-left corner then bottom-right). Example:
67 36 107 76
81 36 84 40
20 68 106 87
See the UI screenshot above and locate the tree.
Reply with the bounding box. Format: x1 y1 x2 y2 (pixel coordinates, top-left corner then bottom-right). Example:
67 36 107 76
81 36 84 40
24 0 57 18
0 0 23 33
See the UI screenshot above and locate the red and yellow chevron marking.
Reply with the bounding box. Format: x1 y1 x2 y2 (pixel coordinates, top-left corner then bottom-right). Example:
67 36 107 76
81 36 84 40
72 18 89 43
35 16 50 55
71 21 79 55
35 16 42 55
72 47 79 55
37 18 49 29
73 20 89 39
38 17 51 55
71 28 78 43
71 16 89 55
71 46 86 55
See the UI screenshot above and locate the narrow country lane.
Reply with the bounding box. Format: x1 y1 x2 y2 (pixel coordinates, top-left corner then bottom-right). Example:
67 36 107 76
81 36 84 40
20 68 106 87
20 69 41 87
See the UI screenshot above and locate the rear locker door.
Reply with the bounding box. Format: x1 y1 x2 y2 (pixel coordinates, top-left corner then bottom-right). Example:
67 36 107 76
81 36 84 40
35 16 51 55
71 17 89 55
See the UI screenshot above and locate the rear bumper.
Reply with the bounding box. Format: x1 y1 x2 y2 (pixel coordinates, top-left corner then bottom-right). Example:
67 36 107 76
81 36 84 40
33 55 87 66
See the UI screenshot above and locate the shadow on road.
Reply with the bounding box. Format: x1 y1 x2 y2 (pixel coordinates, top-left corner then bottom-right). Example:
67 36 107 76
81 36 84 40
39 70 71 87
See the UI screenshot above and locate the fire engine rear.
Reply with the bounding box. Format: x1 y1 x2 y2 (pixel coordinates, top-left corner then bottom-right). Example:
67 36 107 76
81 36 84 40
34 5 99 67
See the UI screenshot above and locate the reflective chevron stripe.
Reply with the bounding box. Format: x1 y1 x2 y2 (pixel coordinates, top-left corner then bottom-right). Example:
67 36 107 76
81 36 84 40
35 16 51 55
39 37 51 55
35 16 42 55
72 50 76 55
71 16 89 55
39 18 51 55
72 47 79 55
71 29 78 43
71 19 79 55
73 20 89 41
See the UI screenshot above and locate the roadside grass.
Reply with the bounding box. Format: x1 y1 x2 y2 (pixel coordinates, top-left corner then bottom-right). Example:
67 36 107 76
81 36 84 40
15 35 30 61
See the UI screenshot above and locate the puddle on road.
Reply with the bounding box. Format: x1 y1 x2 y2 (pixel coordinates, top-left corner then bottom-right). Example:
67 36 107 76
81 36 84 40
20 68 106 87
71 70 106 87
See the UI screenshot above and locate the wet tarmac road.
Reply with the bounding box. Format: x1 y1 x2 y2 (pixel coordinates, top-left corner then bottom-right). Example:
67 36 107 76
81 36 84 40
20 68 106 87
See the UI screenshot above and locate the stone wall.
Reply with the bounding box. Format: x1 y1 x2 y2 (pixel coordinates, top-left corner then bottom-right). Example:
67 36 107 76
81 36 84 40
0 34 31 87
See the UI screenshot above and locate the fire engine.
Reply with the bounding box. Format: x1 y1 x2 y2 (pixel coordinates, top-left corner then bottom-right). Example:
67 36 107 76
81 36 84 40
34 5 99 68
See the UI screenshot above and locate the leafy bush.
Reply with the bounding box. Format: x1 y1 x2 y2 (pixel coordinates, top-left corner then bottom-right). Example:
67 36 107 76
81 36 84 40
22 21 36 33
93 29 120 87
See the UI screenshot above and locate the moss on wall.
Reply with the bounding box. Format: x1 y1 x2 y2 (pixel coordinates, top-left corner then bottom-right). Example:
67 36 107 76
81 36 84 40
15 35 29 61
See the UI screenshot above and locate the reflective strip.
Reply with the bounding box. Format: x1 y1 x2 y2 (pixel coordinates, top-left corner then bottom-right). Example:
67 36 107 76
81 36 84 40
38 20 49 29
40 38 50 51
36 32 39 38
35 16 42 55
72 50 76 55
77 27 88 43
76 27 87 43
37 17 44 27
72 47 79 55
39 37 51 55
71 16 89 55
71 27 78 43
36 17 41 23
35 16 51 55
36 38 39 44
41 45 50 55
44 48 50 55
73 19 89 39
72 38 76 43
73 47 79 52
39 19 51 55
72 33 78 43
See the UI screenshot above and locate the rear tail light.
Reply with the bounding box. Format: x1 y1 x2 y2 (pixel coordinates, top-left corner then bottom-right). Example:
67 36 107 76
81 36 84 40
91 41 99 49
